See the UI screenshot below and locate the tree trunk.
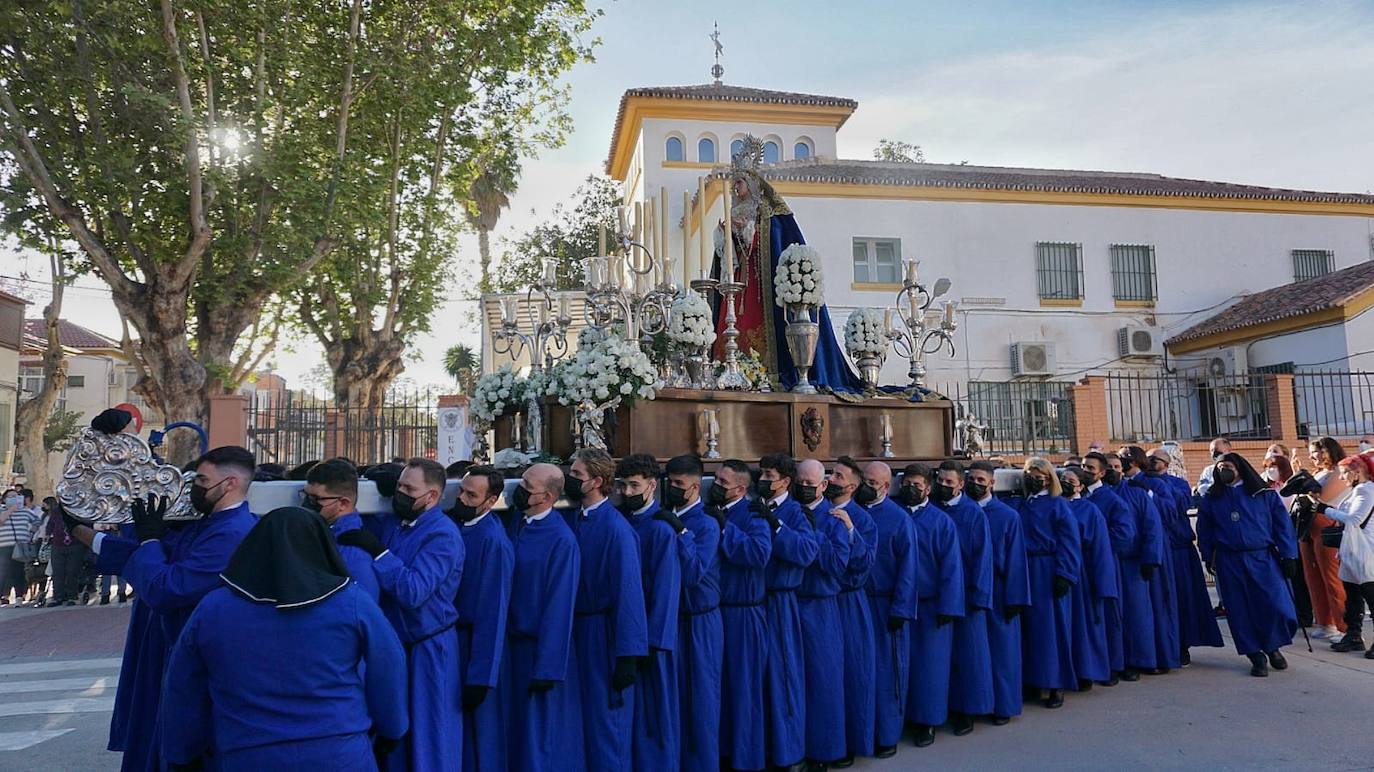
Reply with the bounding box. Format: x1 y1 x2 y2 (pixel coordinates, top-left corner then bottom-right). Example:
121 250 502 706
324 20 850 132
14 257 67 499
329 339 407 465
478 227 491 291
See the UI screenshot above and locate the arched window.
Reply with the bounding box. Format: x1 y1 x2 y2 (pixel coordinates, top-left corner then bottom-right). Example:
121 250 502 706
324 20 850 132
763 141 781 164
730 139 745 160
697 138 716 163
665 136 684 162
794 140 812 160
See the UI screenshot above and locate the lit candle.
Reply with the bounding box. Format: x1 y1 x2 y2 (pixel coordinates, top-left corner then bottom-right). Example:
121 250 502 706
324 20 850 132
559 293 570 321
722 178 734 280
697 176 708 278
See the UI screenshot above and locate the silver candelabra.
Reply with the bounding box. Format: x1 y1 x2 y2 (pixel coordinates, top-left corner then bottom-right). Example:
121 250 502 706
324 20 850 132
492 275 573 372
884 259 958 390
714 279 749 390
582 234 678 349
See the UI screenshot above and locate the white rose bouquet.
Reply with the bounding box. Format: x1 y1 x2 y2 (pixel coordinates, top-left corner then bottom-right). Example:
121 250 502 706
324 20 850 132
667 294 716 349
551 335 658 406
844 308 888 358
472 365 520 422
774 243 825 308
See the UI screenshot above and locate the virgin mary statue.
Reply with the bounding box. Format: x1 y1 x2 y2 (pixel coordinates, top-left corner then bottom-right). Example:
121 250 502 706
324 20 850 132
710 136 863 393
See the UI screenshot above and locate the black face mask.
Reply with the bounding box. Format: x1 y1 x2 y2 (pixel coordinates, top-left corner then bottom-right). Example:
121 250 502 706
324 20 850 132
931 483 955 503
1213 467 1236 487
1103 469 1123 486
564 476 588 503
189 478 227 515
824 481 846 501
619 492 647 514
1023 476 1044 495
391 490 422 521
663 484 690 510
509 486 533 512
754 478 778 500
705 483 728 508
1212 451 1224 461
965 481 989 501
300 493 324 514
449 501 479 522
897 484 926 507
793 483 820 505
854 483 879 507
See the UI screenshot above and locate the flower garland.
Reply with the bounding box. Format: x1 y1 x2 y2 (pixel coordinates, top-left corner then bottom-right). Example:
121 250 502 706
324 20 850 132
844 308 888 359
774 243 825 308
667 293 717 348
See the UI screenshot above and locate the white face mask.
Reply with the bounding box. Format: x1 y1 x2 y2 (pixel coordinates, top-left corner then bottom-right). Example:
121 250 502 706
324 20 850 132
1263 467 1280 482
1361 442 1371 453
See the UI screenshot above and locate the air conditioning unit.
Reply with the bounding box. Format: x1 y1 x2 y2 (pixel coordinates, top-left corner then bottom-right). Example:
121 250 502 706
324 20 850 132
1117 325 1163 359
1215 389 1248 417
1010 341 1056 378
1206 346 1248 379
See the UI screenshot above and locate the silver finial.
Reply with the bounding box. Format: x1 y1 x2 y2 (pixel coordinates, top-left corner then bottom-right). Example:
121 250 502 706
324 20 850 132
710 23 724 84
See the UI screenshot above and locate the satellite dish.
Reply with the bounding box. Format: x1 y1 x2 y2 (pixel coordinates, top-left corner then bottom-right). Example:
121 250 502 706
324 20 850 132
932 278 951 298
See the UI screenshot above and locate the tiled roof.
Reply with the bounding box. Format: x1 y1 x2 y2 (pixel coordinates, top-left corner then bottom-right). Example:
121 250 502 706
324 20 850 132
1167 260 1374 346
23 318 121 351
758 158 1374 204
606 83 857 175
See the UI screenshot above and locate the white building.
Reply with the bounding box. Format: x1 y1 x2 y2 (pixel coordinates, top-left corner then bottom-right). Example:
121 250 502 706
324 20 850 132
604 80 1374 390
0 290 27 483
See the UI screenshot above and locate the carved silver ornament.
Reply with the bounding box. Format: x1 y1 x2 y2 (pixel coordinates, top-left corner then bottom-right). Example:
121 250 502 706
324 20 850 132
56 429 199 524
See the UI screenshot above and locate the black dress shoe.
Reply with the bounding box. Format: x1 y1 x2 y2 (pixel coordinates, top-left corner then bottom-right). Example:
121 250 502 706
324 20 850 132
950 713 974 736
1097 675 1119 687
1043 689 1064 709
1077 679 1094 692
831 755 855 768
1267 650 1288 670
99 596 110 606
1331 636 1365 653
803 761 828 772
875 745 897 759
991 715 1010 726
1248 653 1269 677
1180 650 1191 667
1143 667 1169 676
912 725 935 747
1365 645 1374 660
1120 668 1140 682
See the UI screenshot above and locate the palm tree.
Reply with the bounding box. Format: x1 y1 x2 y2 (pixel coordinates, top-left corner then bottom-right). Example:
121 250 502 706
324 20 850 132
466 159 515 291
444 344 479 395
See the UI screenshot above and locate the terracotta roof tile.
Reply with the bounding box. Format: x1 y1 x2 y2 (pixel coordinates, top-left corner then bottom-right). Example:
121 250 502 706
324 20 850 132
1166 260 1374 346
22 318 121 351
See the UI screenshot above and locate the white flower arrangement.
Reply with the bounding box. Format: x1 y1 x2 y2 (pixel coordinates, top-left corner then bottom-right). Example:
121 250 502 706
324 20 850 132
471 365 520 422
551 335 658 406
667 294 716 349
844 308 888 358
774 243 825 308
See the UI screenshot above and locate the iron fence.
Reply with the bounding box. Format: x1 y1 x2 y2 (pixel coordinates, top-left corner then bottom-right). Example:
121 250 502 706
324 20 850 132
935 380 1077 455
1292 370 1374 439
247 390 439 468
1105 371 1270 443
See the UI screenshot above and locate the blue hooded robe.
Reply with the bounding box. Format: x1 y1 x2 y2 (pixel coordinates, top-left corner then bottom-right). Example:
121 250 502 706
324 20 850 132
836 498 877 756
762 493 820 767
1067 497 1120 684
455 512 513 772
865 495 918 748
1017 492 1082 691
936 493 995 716
1111 480 1168 671
674 498 722 772
979 495 1031 718
797 496 852 763
628 499 690 772
332 511 381 603
504 509 582 772
1152 472 1225 650
1197 485 1298 655
718 496 773 771
1128 473 1182 670
1087 482 1137 673
905 501 964 727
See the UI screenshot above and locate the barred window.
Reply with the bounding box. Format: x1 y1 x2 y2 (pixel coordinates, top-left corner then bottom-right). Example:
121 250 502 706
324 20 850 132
1292 249 1333 282
1110 244 1157 302
1035 242 1083 300
852 237 901 284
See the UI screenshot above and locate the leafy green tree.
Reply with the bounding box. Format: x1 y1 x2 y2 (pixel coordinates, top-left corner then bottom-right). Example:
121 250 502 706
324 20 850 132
873 138 927 163
43 407 84 454
490 174 619 292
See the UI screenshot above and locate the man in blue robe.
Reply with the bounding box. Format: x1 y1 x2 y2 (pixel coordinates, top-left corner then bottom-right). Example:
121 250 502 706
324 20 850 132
617 454 693 772
1015 460 1082 710
794 458 853 768
1117 447 1180 673
1062 468 1120 689
563 449 649 772
663 455 722 772
303 459 380 602
504 463 583 771
899 464 964 748
1100 453 1168 679
450 465 514 772
1197 452 1299 676
931 460 994 737
965 461 1030 723
68 443 257 772
861 461 918 759
713 460 773 771
1148 447 1224 663
339 457 465 771
830 456 877 761
757 453 820 769
1082 452 1138 683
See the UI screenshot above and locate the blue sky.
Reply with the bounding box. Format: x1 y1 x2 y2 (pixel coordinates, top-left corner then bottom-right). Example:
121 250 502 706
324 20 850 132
9 0 1374 392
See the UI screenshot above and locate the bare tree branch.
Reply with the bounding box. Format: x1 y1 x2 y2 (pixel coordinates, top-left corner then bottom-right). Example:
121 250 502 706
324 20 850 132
158 0 211 281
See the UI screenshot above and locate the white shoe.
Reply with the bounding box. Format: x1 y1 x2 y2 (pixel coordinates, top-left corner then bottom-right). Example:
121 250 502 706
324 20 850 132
1312 627 1331 639
1326 625 1342 639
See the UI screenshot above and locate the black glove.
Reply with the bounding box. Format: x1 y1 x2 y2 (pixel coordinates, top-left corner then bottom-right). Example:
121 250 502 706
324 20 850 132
654 509 686 534
638 649 658 672
462 685 490 711
936 614 957 627
91 408 133 435
338 528 386 558
1281 557 1299 579
1003 605 1024 622
1313 500 1330 514
131 494 169 542
1140 564 1156 581
749 500 780 532
528 678 556 694
705 505 727 530
372 735 400 766
169 760 205 772
1205 562 1216 576
1053 576 1073 598
887 616 906 632
61 509 84 534
611 655 639 691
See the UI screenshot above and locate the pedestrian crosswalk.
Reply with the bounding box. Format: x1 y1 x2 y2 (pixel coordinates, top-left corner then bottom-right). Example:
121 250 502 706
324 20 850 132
0 656 120 752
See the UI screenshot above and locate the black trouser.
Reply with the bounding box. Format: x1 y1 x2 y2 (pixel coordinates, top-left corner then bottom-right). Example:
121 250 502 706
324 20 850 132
1291 558 1315 627
50 544 88 603
0 546 26 601
1341 581 1374 639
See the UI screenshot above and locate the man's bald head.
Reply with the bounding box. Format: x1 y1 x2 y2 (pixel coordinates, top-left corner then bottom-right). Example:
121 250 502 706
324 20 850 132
525 463 564 497
863 461 893 500
796 458 825 487
1147 447 1172 474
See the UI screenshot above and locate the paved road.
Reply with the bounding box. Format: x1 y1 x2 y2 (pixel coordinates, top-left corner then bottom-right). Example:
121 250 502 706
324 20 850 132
2 602 1372 770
